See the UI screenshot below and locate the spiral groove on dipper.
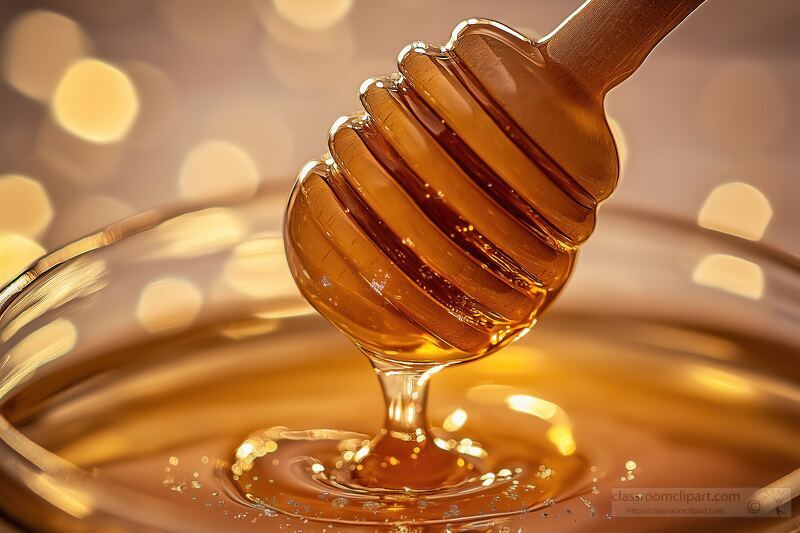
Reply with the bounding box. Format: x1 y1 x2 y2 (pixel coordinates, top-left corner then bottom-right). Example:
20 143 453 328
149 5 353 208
285 20 619 364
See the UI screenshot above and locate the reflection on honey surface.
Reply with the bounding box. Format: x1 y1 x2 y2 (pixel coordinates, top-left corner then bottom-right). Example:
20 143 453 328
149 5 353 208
0 201 797 530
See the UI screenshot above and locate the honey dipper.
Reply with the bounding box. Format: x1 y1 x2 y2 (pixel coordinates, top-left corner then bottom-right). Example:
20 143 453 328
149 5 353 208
284 0 703 366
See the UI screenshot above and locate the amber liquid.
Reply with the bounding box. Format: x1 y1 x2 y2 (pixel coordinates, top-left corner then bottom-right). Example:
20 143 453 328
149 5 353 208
284 20 618 366
7 312 798 531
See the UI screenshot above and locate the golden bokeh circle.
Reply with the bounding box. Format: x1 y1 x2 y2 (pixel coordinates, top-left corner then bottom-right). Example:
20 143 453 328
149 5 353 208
136 277 203 333
0 233 45 284
2 10 90 101
273 0 353 31
52 58 140 144
178 140 260 202
0 174 53 238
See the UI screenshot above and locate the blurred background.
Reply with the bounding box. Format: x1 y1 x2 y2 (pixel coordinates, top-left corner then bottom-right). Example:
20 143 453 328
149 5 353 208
0 0 797 287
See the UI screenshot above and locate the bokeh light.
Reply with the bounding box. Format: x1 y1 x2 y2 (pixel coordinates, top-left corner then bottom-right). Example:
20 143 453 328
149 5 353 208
692 254 764 300
223 236 298 299
442 408 468 432
272 0 353 31
179 140 260 202
137 277 203 333
0 233 45 285
698 182 772 241
259 6 357 91
1 10 90 101
52 58 140 143
203 98 296 181
0 175 53 238
151 208 248 259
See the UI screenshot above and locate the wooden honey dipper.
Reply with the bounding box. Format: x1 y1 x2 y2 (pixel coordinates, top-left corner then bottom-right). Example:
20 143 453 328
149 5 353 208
284 0 703 367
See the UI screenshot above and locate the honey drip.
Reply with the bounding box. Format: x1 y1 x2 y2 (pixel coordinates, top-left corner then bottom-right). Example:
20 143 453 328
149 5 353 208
275 0 702 520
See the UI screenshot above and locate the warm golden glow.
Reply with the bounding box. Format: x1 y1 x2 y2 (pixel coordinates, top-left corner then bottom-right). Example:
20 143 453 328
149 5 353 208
52 58 139 143
1 319 78 397
698 182 773 241
0 233 45 284
273 0 353 30
691 367 755 398
178 140 259 202
545 424 576 456
136 278 202 333
218 317 279 340
235 441 256 460
442 408 468 432
692 254 764 300
26 472 92 519
223 236 299 299
506 394 559 420
0 175 53 238
607 116 628 174
0 258 106 343
2 10 89 100
151 208 247 259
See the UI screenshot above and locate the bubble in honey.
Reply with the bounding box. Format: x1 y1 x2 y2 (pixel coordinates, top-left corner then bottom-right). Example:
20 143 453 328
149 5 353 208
222 236 298 299
178 140 259 202
137 278 203 333
52 58 139 143
698 182 772 241
0 175 53 238
1 10 90 101
272 0 353 31
0 233 45 284
692 254 764 300
158 0 257 52
625 460 637 471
